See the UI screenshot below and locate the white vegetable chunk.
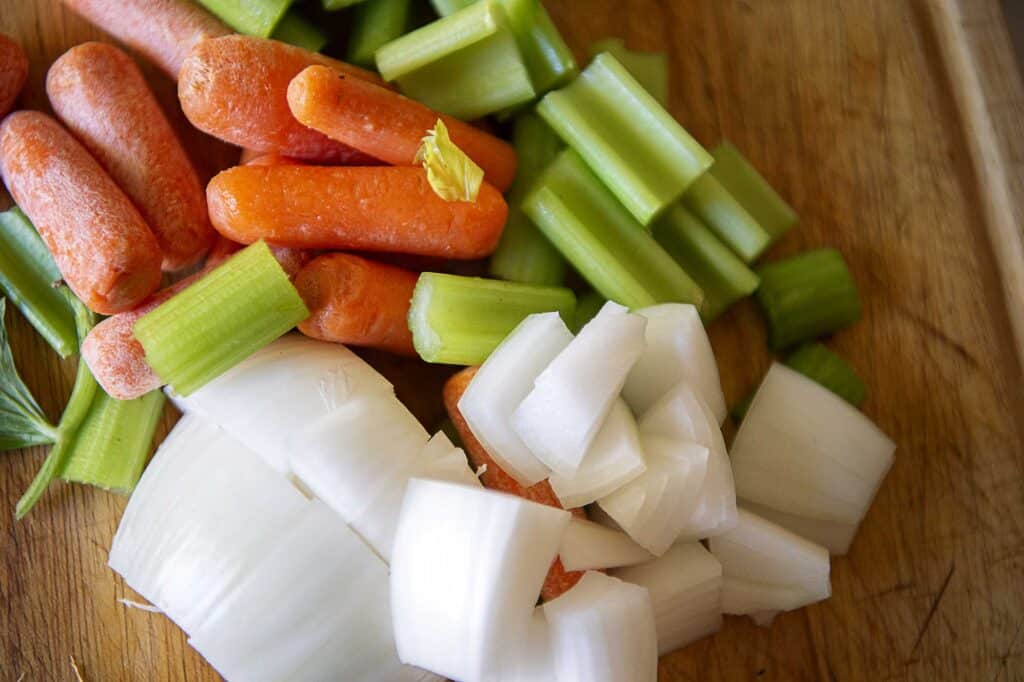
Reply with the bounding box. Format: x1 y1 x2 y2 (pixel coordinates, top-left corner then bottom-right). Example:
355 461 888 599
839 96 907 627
513 302 647 476
613 543 723 655
741 500 858 556
458 312 572 486
558 517 654 571
390 479 571 682
623 303 727 422
492 610 556 682
543 571 658 682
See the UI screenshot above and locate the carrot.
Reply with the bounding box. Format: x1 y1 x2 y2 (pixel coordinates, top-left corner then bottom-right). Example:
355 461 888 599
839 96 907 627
0 34 28 118
206 234 309 276
61 0 231 79
0 112 162 314
242 151 303 167
295 253 417 355
443 367 586 601
179 36 384 163
205 234 243 269
206 165 508 259
287 65 518 192
47 43 214 272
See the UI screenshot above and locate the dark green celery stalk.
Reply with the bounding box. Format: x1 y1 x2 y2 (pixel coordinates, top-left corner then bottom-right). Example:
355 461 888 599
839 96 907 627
348 0 413 67
588 38 668 105
682 172 771 263
711 142 797 242
195 0 292 37
271 11 328 52
571 291 606 333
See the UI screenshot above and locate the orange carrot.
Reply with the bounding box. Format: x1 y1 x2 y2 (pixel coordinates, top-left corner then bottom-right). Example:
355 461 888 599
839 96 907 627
205 234 243 269
206 234 310 276
242 152 303 167
0 34 28 118
61 0 231 79
0 111 162 314
179 36 384 163
207 165 508 259
295 253 417 355
48 43 214 271
287 65 518 192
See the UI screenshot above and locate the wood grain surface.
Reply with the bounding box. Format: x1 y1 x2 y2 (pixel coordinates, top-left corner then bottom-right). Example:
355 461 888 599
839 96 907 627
2 1 1023 680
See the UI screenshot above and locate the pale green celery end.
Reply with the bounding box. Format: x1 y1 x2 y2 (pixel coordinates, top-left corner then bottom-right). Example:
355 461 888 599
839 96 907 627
682 173 771 263
489 208 566 285
588 39 669 106
0 208 77 357
323 0 369 9
537 52 712 226
134 242 308 396
571 291 606 333
711 141 797 239
196 0 291 37
786 343 866 407
349 0 412 67
271 11 328 52
431 0 474 15
512 111 563 180
501 0 577 93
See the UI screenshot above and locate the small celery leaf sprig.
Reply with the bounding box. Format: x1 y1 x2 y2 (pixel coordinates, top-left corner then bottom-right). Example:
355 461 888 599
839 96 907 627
415 119 484 203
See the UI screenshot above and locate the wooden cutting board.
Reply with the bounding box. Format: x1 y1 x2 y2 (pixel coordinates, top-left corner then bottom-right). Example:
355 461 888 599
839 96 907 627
2 1 1023 680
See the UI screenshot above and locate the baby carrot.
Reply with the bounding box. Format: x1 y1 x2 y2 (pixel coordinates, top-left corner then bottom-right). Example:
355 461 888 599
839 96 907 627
287 65 517 192
0 112 162 314
0 34 28 118
48 43 214 271
206 165 508 259
206 234 309 276
205 234 243 269
61 0 231 79
179 36 384 163
242 151 304 167
295 253 417 355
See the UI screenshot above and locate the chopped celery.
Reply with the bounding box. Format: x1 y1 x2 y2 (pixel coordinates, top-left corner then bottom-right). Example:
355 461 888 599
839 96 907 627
376 1 535 119
0 299 58 451
537 52 712 226
652 204 760 320
682 172 771 263
195 0 291 38
60 390 165 494
490 113 566 285
522 149 704 310
0 207 77 357
588 38 668 106
408 272 576 365
271 11 328 52
134 241 309 396
711 142 797 241
785 343 866 407
348 0 413 67
430 0 473 14
323 0 368 9
571 291 605 333
755 248 861 349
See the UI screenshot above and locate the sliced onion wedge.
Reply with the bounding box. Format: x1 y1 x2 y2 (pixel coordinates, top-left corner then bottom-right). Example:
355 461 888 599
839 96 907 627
558 517 654 571
492 609 555 682
741 500 858 556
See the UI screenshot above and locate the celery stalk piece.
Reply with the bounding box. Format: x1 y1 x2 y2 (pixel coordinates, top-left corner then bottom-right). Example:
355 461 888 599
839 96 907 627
0 207 77 357
60 390 165 494
537 52 712 226
652 204 760 321
376 1 535 119
0 299 58 451
490 113 566 285
682 173 771 263
571 291 605 333
523 149 704 310
348 0 412 67
408 272 576 365
755 248 861 350
588 38 668 106
323 0 368 10
271 11 328 52
195 0 292 37
134 241 309 397
785 343 866 407
430 0 474 15
711 142 797 240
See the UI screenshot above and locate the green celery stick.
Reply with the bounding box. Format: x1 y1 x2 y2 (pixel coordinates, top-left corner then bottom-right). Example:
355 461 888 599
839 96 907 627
755 248 861 349
323 0 369 10
134 241 309 396
522 149 704 310
652 204 760 320
588 38 668 106
408 272 576 365
195 0 292 37
0 298 58 451
571 291 606 333
537 52 712 226
430 0 473 14
271 11 328 52
711 141 797 241
682 172 771 263
348 0 413 67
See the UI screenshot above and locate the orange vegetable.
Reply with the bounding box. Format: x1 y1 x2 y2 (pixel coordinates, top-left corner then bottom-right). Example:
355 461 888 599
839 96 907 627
207 165 508 259
61 0 230 79
242 152 304 167
48 43 214 271
0 33 28 117
206 234 309 276
179 36 384 163
205 234 243 269
0 111 162 314
287 65 517 192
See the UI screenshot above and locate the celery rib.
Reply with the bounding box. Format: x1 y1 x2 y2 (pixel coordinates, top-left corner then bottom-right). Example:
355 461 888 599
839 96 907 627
348 0 413 67
681 173 771 263
195 0 291 37
588 38 668 106
785 343 866 407
710 142 797 241
271 11 328 52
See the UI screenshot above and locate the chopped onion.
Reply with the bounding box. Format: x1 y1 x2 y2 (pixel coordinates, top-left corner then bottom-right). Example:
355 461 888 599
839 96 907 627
558 517 653 571
548 399 647 508
613 543 723 655
512 302 647 476
458 312 572 486
390 479 570 682
543 571 658 682
598 436 709 555
741 500 858 556
492 609 555 682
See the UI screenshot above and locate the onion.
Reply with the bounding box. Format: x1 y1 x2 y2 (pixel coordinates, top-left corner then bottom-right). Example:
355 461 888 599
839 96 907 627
558 517 654 571
390 479 571 682
597 436 709 555
613 543 723 655
543 571 658 682
623 304 726 422
458 312 572 486
741 500 858 556
493 610 555 682
512 302 647 477
548 399 647 508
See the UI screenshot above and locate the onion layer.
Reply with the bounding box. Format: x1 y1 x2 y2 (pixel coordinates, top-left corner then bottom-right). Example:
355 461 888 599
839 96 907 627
558 517 653 571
